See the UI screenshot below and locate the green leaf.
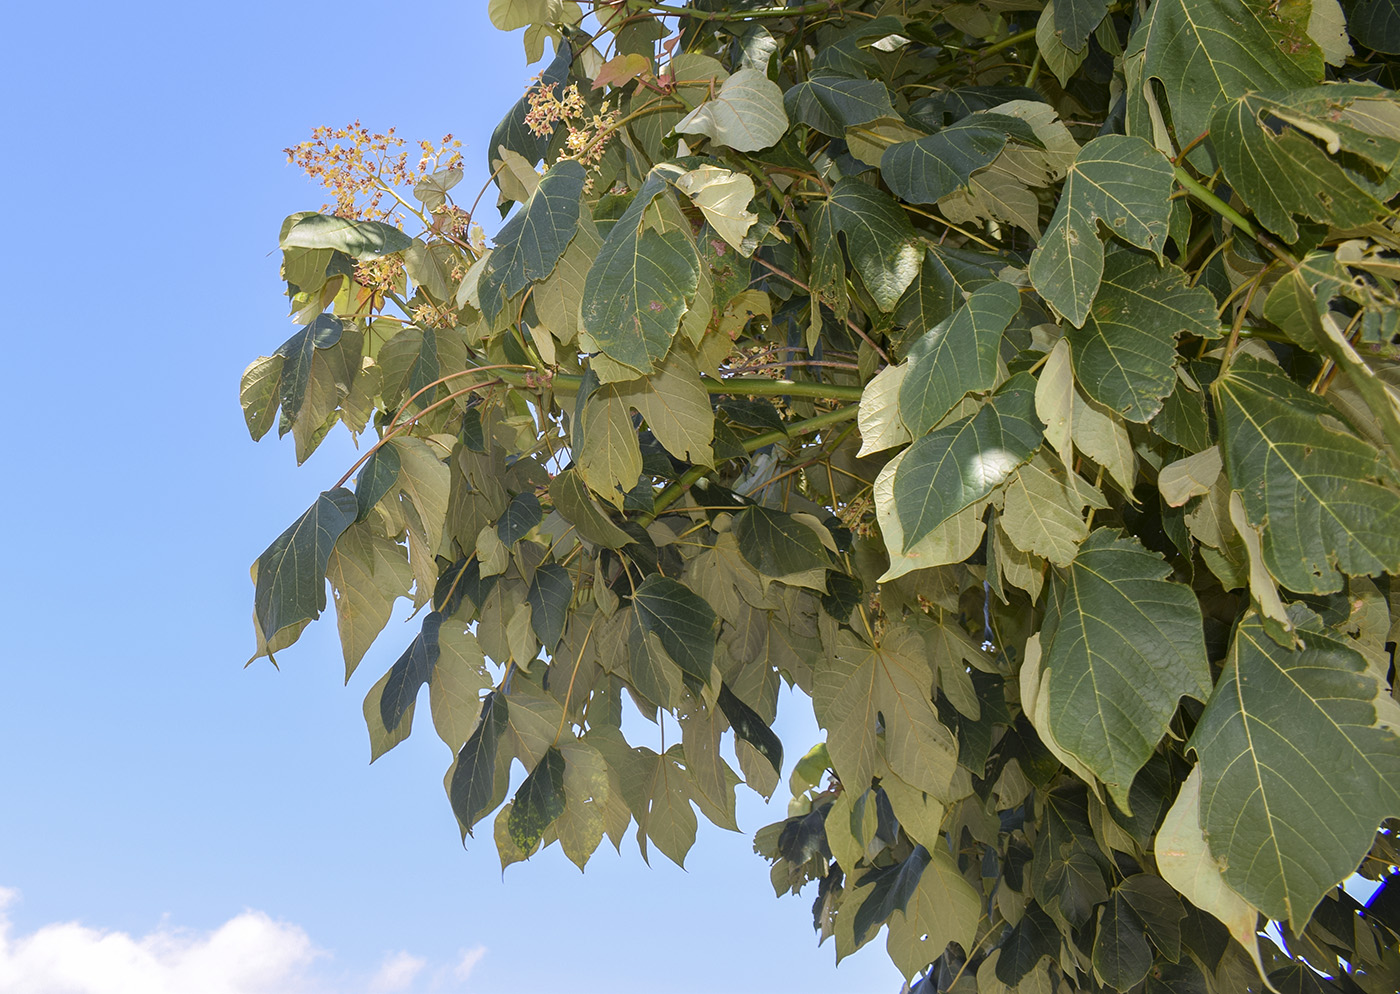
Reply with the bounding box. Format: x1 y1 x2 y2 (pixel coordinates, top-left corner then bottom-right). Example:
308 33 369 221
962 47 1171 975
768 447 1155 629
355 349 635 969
480 159 586 321
508 747 566 853
554 740 611 869
1117 874 1186 962
1028 135 1174 328
1350 0 1400 53
1157 765 1269 972
898 281 1020 435
353 445 401 523
893 377 1044 551
716 683 783 776
253 487 359 651
1093 893 1154 992
785 72 894 136
1067 252 1218 422
428 623 490 750
280 214 413 260
240 355 282 442
885 847 982 981
1189 612 1400 927
363 665 415 762
275 315 347 429
852 845 931 945
1001 452 1107 566
632 575 717 685
326 520 413 680
549 470 631 548
1213 353 1400 594
1212 86 1399 242
487 43 572 181
892 244 1004 351
1265 260 1400 462
1056 0 1110 50
881 114 1040 204
379 611 442 734
488 0 561 30
814 627 958 797
526 562 571 651
577 383 644 507
732 505 829 579
822 177 922 311
498 491 542 546
613 348 715 467
389 436 451 558
627 615 684 710
996 901 1062 986
676 68 788 151
403 238 453 302
1039 529 1212 809
581 172 700 376
1138 0 1318 166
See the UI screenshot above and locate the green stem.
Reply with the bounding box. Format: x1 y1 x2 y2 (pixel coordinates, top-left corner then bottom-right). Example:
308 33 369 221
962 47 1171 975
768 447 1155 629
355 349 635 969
1173 165 1297 266
644 403 859 521
976 26 1038 59
498 369 864 401
639 1 836 20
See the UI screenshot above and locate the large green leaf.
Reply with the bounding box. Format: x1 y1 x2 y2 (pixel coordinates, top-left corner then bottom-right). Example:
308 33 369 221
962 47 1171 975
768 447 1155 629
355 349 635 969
1214 353 1400 593
1067 252 1218 423
1137 0 1317 167
580 172 700 376
885 847 982 981
326 520 413 680
785 71 894 136
893 376 1044 551
1211 86 1400 242
508 747 566 853
612 348 714 467
449 692 509 836
253 487 359 650
280 214 413 260
1093 892 1154 991
881 113 1040 204
479 159 586 321
676 68 788 151
487 42 572 181
379 611 443 734
1028 135 1174 328
1040 529 1212 809
732 505 829 579
813 626 958 797
898 280 1020 436
1056 0 1110 50
821 177 922 312
632 575 717 685
1190 612 1400 927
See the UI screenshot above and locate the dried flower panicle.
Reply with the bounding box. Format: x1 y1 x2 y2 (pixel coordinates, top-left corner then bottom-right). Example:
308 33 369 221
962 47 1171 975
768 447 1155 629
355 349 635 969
284 122 462 221
412 301 458 329
353 256 404 294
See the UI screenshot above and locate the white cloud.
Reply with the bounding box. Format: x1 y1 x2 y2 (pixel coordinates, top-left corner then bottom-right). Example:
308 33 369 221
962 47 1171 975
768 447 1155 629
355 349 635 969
455 946 487 982
370 950 426 992
0 886 320 994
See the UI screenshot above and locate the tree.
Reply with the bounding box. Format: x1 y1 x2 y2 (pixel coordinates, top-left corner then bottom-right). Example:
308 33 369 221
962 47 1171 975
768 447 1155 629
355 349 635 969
242 0 1400 989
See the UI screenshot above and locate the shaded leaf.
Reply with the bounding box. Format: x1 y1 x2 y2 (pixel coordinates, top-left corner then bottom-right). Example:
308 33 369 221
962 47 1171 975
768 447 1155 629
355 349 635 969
1093 892 1154 991
480 159 586 320
498 491 543 546
881 113 1040 204
632 575 717 684
254 488 359 651
508 747 566 853
526 562 571 651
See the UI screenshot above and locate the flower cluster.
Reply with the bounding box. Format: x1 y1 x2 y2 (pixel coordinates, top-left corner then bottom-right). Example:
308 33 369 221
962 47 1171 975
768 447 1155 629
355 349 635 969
412 301 458 329
521 79 620 176
352 257 404 294
284 122 462 221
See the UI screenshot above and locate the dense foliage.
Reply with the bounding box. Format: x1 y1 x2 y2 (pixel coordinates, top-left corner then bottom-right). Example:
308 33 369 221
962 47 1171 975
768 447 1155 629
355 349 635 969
244 0 1400 989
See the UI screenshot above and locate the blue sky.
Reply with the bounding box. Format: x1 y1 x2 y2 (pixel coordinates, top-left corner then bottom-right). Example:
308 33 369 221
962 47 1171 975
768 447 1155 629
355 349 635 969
0 3 902 991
